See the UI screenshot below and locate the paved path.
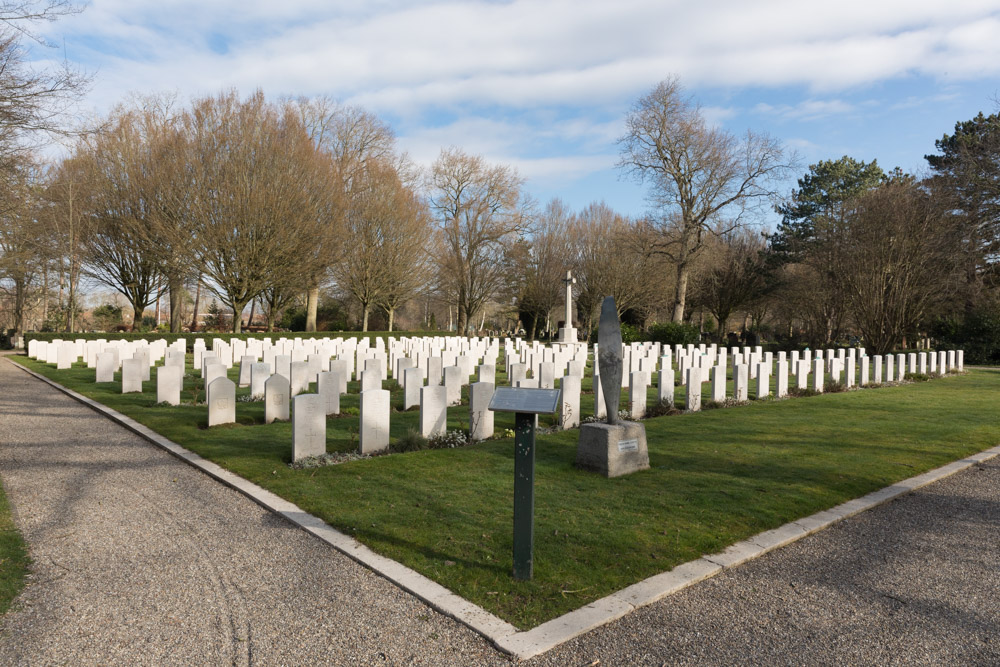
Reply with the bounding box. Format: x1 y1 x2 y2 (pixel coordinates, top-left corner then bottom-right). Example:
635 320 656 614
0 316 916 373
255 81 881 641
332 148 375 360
0 358 510 666
2 356 999 665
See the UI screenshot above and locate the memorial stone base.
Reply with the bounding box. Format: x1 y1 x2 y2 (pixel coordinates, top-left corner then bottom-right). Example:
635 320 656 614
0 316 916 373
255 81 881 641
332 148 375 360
575 420 649 478
556 326 577 344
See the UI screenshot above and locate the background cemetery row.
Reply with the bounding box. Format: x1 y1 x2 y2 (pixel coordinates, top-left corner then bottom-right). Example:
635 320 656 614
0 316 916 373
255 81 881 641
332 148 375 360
27 335 965 462
0 90 996 366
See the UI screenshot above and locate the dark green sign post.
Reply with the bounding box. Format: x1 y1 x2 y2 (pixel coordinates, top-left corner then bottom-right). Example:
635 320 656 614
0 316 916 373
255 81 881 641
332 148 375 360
489 386 561 581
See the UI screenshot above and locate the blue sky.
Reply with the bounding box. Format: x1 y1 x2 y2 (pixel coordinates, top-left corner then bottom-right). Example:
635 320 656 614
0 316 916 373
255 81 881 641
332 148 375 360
32 0 1000 226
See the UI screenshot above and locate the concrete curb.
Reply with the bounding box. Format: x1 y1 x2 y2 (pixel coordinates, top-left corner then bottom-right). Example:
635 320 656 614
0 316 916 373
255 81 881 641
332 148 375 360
10 358 1000 662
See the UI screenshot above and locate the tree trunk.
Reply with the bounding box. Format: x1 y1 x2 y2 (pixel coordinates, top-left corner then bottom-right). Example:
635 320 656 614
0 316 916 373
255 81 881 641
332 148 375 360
387 307 395 332
190 276 202 332
131 304 143 332
306 286 319 332
672 262 690 323
231 303 246 333
362 304 370 332
247 298 256 330
717 315 728 344
266 310 275 332
169 276 184 333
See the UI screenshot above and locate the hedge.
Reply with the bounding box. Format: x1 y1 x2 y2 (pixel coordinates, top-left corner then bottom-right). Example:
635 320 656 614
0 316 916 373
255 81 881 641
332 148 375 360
23 330 457 346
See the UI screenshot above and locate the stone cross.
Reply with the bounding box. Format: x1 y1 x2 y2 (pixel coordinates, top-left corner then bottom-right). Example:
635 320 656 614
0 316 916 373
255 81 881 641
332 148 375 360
563 270 576 329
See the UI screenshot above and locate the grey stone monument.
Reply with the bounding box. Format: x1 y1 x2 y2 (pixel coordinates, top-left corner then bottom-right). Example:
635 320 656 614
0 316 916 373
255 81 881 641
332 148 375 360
575 296 650 477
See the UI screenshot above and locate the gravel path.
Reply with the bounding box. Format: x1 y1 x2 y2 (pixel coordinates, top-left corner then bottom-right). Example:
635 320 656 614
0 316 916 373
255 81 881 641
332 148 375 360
2 356 998 665
0 358 512 666
530 458 1000 666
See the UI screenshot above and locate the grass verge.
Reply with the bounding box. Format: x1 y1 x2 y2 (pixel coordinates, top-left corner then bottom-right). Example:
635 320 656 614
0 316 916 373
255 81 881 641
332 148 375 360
0 476 29 617
12 356 1000 629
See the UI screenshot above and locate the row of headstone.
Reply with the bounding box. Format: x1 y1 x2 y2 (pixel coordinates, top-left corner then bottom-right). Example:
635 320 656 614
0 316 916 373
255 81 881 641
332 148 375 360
30 336 966 460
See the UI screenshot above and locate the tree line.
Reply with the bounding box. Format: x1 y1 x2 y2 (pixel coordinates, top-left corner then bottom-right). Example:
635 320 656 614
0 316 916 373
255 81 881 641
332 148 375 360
0 4 997 357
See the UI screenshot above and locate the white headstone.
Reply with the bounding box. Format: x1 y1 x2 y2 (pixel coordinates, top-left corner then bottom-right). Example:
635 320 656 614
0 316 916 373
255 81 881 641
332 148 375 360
776 360 789 398
250 362 271 398
359 389 390 454
317 371 340 416
121 358 143 393
96 352 115 383
290 360 309 396
292 394 326 461
403 366 423 410
264 374 290 424
756 362 770 398
207 377 236 426
205 362 226 389
238 355 255 387
593 373 607 419
812 358 824 392
420 385 447 438
628 370 648 419
658 367 675 407
156 365 182 405
559 375 581 429
711 365 726 402
443 365 463 406
469 382 496 440
734 364 749 401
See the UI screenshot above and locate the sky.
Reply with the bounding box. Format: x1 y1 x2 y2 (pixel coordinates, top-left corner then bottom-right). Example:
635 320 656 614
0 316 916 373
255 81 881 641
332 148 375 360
29 0 1000 226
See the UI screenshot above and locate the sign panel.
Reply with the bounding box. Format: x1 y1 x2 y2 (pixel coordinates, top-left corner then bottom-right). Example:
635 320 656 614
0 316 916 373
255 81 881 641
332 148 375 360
489 387 561 415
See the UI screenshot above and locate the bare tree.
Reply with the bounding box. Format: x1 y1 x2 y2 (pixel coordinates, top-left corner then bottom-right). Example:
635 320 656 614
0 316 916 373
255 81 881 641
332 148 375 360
72 110 166 329
429 148 528 335
618 76 792 322
570 201 659 332
375 174 432 332
691 229 771 342
840 181 961 355
0 2 88 164
510 198 573 339
183 90 332 332
289 96 396 331
0 156 44 336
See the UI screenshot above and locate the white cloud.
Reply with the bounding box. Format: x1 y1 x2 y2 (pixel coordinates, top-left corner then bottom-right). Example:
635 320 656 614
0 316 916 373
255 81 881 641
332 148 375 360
753 99 857 121
35 0 1000 118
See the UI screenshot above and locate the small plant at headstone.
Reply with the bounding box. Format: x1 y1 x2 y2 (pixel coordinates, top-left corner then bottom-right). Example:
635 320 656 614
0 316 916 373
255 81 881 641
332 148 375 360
392 428 429 453
644 399 681 418
188 379 204 405
823 379 846 393
428 429 469 449
905 373 930 383
237 393 263 402
787 387 820 398
288 451 370 469
341 406 360 416
384 380 402 391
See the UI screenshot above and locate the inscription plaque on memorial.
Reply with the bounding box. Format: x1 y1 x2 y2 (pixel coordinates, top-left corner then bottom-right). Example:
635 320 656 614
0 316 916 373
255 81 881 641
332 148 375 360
617 438 639 452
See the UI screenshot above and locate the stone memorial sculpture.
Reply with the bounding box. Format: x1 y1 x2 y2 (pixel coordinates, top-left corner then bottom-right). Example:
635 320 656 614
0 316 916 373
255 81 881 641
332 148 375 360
576 296 649 477
598 295 623 423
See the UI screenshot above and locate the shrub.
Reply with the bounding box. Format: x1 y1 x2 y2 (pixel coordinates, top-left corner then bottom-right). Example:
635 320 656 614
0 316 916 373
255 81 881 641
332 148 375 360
930 304 1000 365
787 387 820 398
645 322 700 346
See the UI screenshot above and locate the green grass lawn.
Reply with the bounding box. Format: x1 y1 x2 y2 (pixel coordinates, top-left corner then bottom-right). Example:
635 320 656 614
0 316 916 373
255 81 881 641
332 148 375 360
13 355 1000 629
0 476 29 617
